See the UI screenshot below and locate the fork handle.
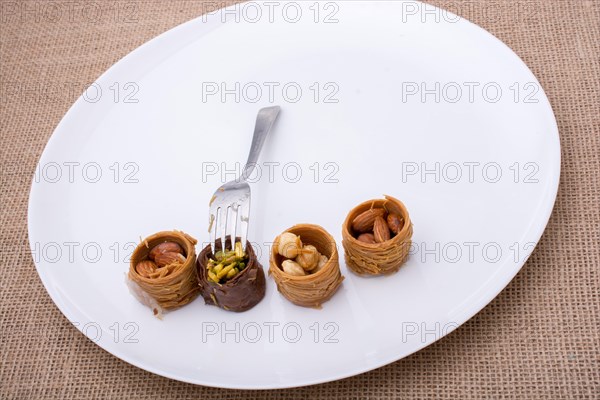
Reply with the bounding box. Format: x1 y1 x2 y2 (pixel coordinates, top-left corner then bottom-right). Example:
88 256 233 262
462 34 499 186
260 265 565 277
243 106 281 180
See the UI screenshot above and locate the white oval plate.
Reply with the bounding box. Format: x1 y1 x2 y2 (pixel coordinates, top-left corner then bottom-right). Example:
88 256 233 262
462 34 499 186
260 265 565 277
28 0 560 389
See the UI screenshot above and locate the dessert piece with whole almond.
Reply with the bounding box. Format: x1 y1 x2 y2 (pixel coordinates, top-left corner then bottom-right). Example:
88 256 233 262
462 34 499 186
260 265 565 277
342 195 413 275
127 231 200 318
270 224 344 308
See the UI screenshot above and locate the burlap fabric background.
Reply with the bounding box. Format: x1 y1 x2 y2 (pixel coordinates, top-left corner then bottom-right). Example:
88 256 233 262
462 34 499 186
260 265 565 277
1 0 598 398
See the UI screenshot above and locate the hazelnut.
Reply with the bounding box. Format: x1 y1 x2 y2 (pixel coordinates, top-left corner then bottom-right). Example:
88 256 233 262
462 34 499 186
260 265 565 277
313 254 328 273
277 232 303 259
296 245 321 271
282 260 306 276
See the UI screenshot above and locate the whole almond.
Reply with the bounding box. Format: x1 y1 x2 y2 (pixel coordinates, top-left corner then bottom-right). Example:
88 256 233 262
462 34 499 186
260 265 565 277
373 216 391 243
154 251 186 268
135 260 158 278
351 208 386 233
357 233 376 244
149 241 184 261
387 213 403 235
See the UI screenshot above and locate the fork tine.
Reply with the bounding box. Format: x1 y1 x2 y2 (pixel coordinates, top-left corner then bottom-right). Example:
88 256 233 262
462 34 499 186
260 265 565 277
209 210 217 255
219 206 228 252
238 199 250 251
229 203 239 248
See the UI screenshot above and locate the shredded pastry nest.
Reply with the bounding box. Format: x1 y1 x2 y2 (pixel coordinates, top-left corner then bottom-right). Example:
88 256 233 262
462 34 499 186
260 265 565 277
269 224 344 308
127 230 200 317
342 195 413 275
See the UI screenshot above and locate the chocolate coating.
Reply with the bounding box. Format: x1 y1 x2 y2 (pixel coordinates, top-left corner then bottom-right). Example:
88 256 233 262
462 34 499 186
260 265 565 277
197 238 265 312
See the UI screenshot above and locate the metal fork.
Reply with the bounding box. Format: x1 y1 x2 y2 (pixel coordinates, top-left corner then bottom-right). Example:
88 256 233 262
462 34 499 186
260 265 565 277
208 106 281 254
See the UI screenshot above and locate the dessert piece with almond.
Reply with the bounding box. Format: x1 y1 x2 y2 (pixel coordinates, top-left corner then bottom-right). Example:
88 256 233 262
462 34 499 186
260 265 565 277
342 195 413 275
127 231 200 318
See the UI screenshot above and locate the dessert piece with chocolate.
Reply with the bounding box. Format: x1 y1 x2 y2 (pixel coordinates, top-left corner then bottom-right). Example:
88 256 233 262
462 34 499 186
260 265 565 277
197 237 265 312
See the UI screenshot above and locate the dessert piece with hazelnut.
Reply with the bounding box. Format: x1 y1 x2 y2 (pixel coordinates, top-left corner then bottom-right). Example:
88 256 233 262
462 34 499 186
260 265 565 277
269 225 344 308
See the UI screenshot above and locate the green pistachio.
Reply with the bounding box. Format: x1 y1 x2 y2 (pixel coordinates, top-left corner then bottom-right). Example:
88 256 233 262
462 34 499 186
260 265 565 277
214 250 225 261
213 263 224 274
208 243 249 283
217 263 236 279
226 268 238 279
235 241 244 258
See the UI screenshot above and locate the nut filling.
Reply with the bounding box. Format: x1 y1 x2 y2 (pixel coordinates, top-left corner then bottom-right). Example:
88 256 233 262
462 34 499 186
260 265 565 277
206 242 249 284
342 195 413 275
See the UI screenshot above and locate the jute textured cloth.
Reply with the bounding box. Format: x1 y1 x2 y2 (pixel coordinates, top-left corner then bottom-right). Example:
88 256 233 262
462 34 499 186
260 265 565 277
1 1 598 398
